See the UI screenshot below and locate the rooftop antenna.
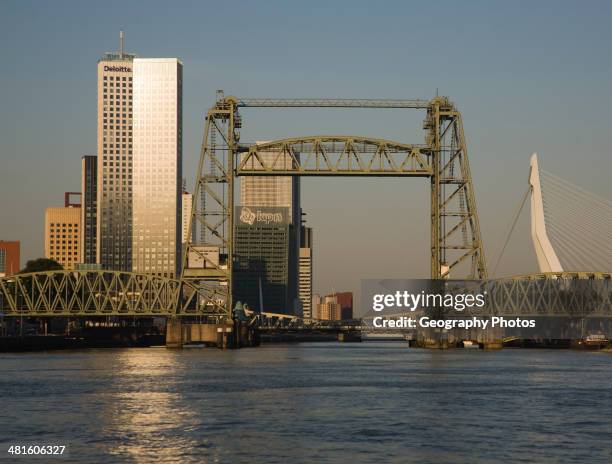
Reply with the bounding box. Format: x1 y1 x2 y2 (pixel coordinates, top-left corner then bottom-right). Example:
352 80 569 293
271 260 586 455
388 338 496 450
119 31 125 58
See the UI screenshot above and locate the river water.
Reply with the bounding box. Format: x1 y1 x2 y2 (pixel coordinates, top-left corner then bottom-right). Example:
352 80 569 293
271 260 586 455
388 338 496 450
1 343 611 463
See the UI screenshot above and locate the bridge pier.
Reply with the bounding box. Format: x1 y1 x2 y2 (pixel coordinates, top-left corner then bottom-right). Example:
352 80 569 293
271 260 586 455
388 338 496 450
165 318 259 349
477 326 503 350
165 317 184 348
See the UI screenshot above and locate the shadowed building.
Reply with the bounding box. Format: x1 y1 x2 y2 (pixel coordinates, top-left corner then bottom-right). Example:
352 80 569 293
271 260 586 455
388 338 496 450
81 155 97 264
234 206 292 313
330 291 354 320
239 150 301 313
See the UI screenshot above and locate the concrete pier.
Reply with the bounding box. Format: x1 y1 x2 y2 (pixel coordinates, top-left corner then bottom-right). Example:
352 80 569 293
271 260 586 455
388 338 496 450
165 318 259 349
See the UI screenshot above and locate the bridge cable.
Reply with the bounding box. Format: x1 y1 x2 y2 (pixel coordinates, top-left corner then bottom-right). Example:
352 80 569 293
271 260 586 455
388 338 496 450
539 169 612 271
492 186 530 277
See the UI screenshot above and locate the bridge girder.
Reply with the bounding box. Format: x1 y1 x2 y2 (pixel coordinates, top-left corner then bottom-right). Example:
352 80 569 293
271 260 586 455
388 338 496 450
1 271 611 317
237 136 432 176
482 272 612 317
0 271 181 317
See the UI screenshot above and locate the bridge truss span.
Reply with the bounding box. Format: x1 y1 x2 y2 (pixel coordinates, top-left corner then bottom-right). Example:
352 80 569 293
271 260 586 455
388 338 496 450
0 271 180 317
237 136 432 176
482 272 612 317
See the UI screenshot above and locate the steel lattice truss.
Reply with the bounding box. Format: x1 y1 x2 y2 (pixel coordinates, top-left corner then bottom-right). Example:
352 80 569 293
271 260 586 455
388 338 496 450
482 272 612 317
0 271 180 316
179 95 238 321
1 271 611 317
237 137 431 176
236 98 430 109
427 98 487 279
180 95 489 320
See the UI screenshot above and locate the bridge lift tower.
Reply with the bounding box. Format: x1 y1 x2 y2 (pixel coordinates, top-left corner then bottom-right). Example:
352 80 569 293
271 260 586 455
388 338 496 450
179 95 488 320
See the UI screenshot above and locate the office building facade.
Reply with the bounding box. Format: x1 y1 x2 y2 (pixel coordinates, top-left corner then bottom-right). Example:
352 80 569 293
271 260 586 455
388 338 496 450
299 226 313 319
234 206 291 313
240 150 300 225
240 150 301 313
96 37 135 271
45 204 81 270
81 155 97 264
0 241 20 277
182 191 193 245
131 58 182 277
328 291 354 320
316 295 341 321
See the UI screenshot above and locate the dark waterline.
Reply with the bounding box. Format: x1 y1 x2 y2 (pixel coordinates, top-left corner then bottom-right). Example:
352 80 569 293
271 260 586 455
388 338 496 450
1 344 611 463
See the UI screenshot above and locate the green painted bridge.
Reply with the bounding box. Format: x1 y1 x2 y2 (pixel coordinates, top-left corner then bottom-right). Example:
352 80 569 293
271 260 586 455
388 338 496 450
0 270 224 318
1 270 611 318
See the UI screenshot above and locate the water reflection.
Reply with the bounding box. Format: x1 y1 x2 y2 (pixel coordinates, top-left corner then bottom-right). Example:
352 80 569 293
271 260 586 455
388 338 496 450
99 349 217 463
1 345 612 463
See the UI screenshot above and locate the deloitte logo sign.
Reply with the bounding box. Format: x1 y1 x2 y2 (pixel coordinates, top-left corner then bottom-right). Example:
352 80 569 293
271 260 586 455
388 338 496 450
104 65 131 72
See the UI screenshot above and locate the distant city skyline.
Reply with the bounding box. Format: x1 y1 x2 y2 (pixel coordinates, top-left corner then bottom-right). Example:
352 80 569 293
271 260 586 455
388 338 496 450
2 1 612 307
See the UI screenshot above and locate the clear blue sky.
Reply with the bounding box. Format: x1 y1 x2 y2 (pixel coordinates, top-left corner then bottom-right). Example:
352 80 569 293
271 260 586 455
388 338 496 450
1 0 611 300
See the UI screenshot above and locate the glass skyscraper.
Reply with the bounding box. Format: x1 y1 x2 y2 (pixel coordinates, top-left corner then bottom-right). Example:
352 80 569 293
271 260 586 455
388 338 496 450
234 206 292 313
96 41 135 271
131 58 182 277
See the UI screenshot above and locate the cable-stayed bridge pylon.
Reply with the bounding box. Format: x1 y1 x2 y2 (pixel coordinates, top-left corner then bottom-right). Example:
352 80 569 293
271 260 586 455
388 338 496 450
529 153 612 273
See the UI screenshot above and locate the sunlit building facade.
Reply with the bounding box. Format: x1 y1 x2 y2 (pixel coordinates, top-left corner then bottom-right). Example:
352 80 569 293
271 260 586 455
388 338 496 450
45 206 81 270
240 150 300 223
182 191 193 245
131 58 182 277
316 295 341 321
299 226 313 319
96 40 135 271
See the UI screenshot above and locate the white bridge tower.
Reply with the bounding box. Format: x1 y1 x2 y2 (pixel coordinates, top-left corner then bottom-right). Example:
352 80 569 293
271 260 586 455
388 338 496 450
529 153 563 272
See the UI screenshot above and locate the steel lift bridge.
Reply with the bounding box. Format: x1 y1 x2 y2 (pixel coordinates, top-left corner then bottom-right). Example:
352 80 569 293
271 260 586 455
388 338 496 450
180 95 487 321
3 96 609 323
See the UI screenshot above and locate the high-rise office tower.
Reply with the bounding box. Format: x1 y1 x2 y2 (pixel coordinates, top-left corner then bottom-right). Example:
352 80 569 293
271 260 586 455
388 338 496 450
299 226 313 319
132 58 182 277
81 155 97 264
45 195 82 270
239 150 301 313
96 32 135 271
0 241 20 277
234 206 292 313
